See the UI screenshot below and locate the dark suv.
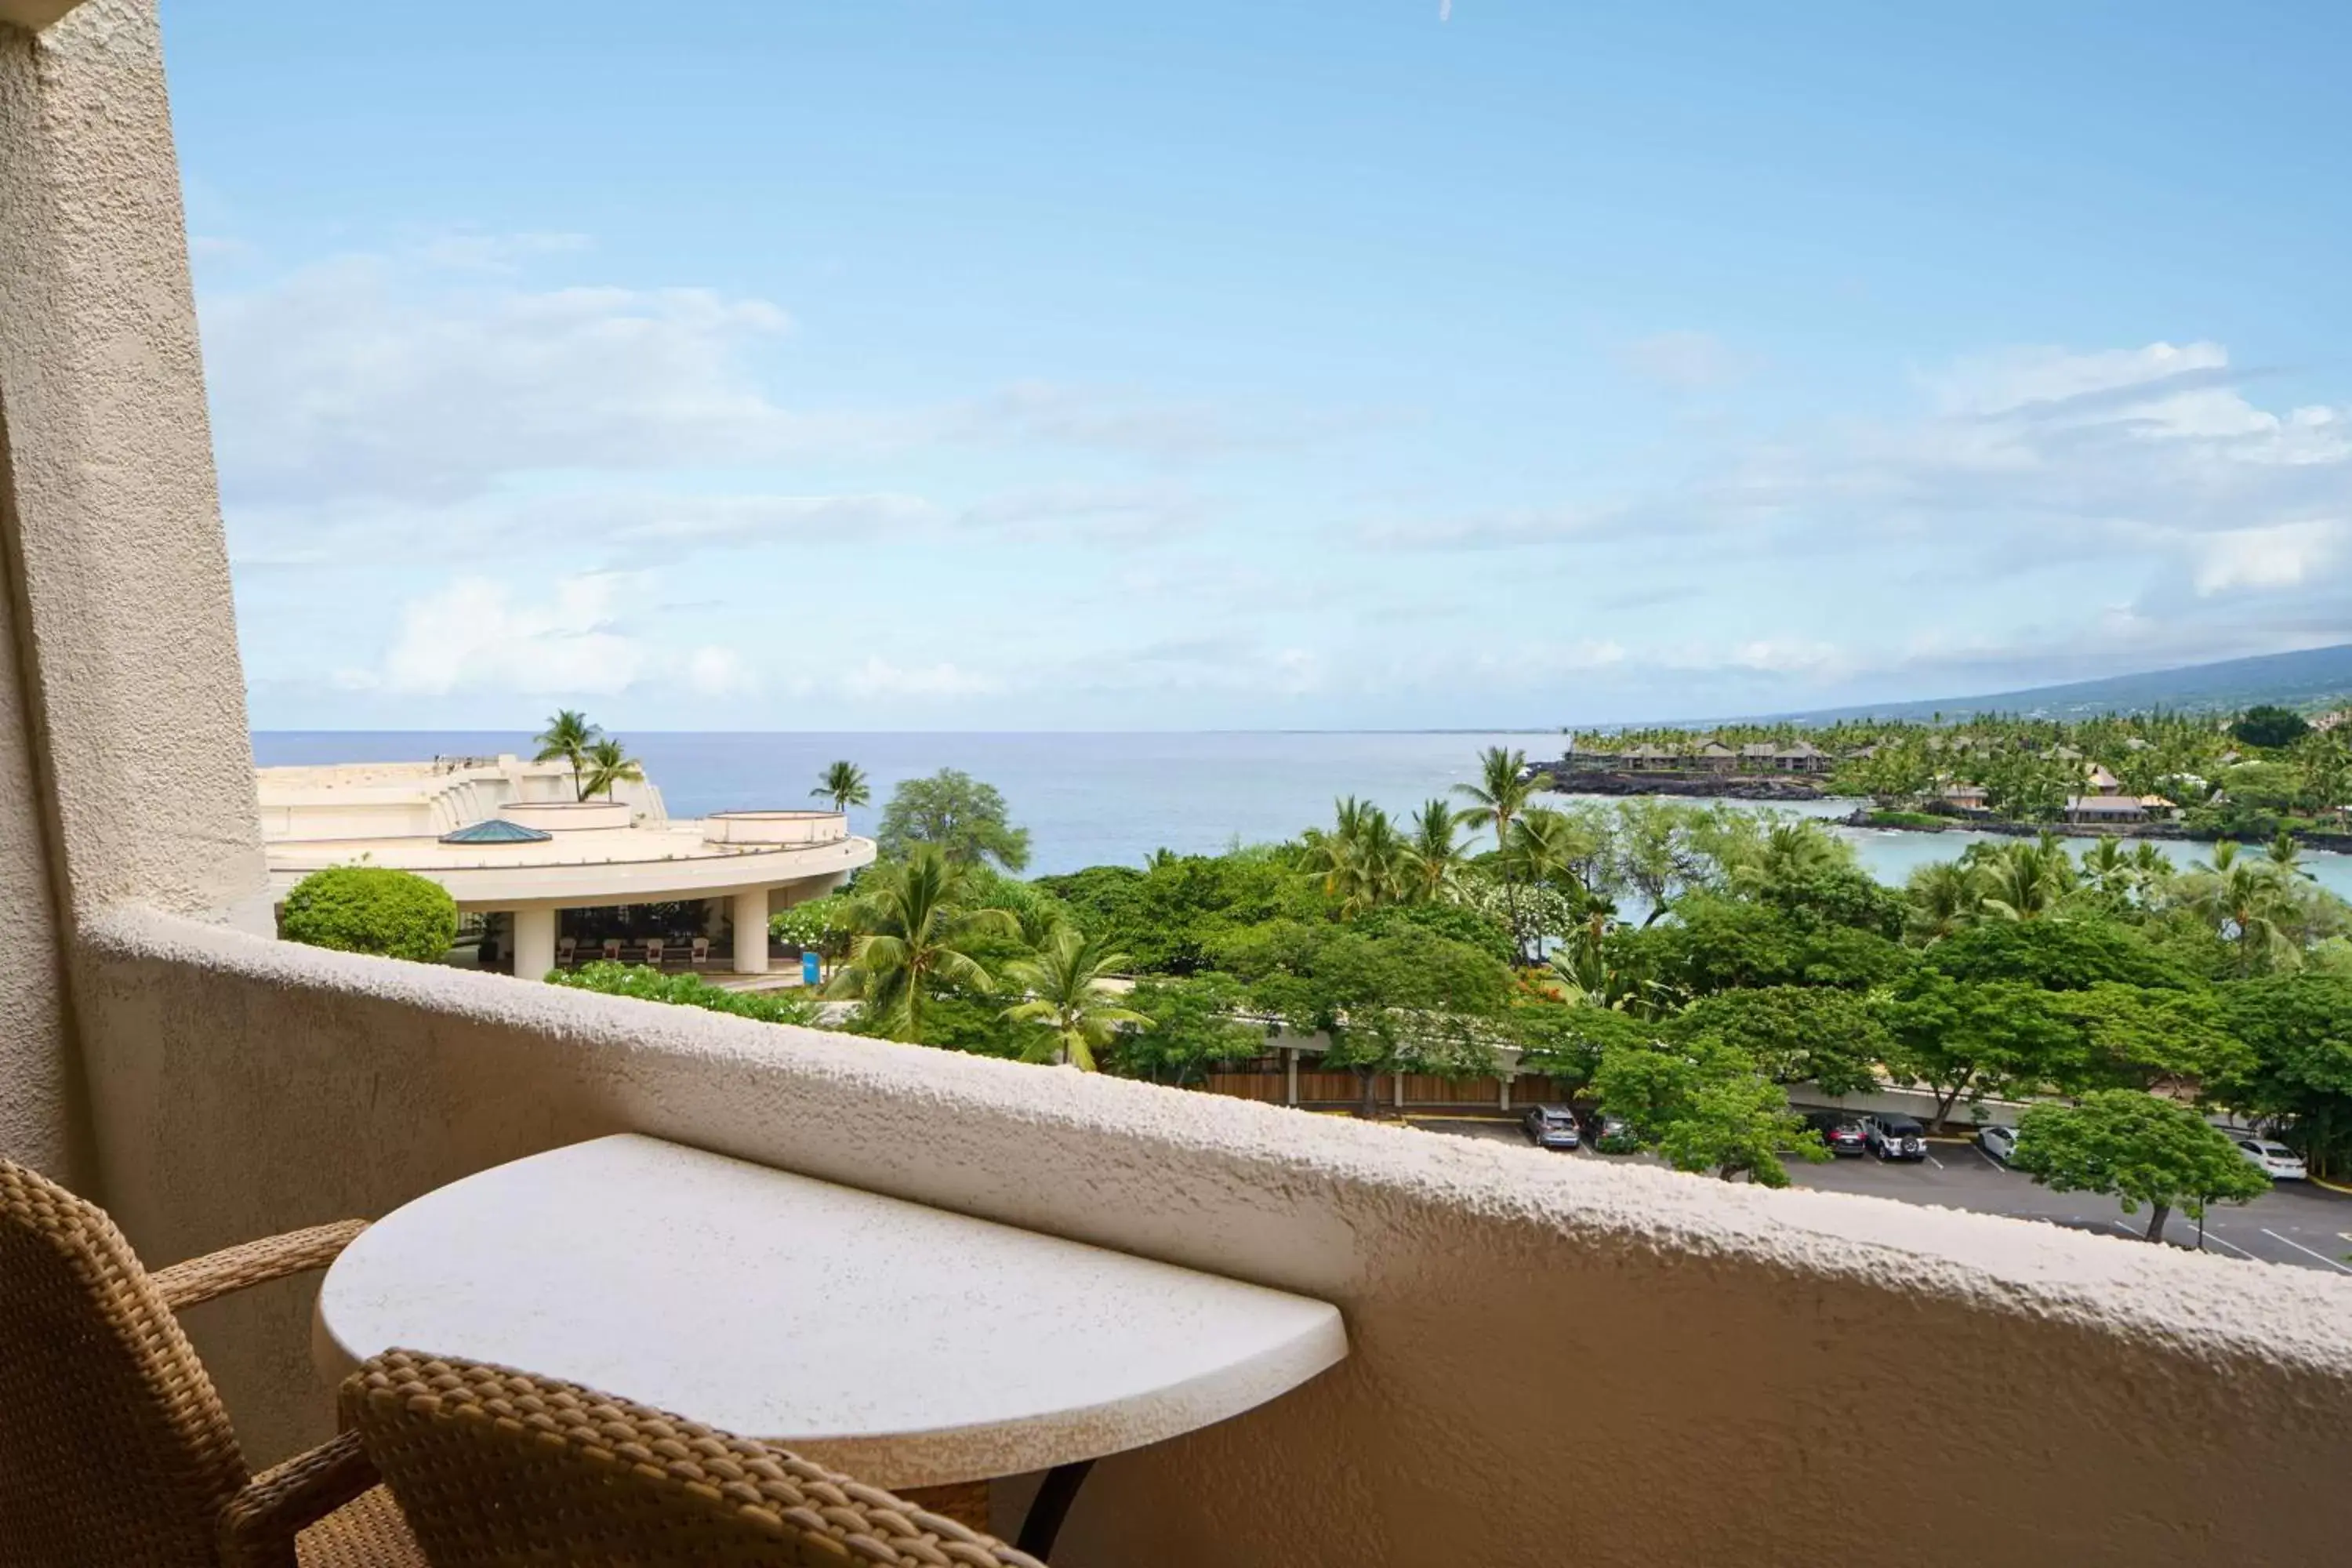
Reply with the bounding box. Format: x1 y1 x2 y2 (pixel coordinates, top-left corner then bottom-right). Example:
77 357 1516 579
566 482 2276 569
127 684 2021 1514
1867 1113 1928 1162
1803 1109 1867 1157
1522 1104 1581 1152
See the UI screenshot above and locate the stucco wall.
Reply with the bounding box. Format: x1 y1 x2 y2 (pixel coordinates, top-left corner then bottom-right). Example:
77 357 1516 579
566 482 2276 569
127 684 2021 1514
0 0 267 934
78 908 2352 1566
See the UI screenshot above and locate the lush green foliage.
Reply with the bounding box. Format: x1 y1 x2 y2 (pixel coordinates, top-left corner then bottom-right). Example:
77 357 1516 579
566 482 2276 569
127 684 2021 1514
2013 1090 2270 1240
687 751 2352 1200
280 866 459 963
547 960 821 1025
876 768 1034 871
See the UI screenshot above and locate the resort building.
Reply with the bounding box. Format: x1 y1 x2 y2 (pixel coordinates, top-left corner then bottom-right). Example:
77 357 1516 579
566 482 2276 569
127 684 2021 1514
3 5 2343 1562
258 756 872 979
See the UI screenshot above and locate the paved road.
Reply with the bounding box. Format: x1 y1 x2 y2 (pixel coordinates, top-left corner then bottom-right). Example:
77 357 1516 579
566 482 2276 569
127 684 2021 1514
1412 1117 2352 1276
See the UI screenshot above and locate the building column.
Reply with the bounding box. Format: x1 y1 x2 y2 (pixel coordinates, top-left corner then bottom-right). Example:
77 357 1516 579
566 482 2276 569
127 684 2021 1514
1285 1048 1299 1107
731 887 769 975
1393 1073 1406 1112
1499 1077 1512 1112
512 908 557 982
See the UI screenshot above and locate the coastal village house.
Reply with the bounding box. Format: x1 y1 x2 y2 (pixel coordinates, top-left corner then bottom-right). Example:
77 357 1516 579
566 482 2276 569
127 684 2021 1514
2 4 2345 1563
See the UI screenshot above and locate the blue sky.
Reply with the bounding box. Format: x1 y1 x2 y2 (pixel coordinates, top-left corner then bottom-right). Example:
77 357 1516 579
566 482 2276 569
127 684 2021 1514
169 0 2352 731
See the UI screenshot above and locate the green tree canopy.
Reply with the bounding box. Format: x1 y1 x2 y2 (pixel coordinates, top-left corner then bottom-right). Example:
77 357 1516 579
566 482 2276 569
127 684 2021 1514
876 769 1033 873
1922 916 2193 993
1592 1038 1823 1186
1216 920 1513 1116
2230 705 2311 750
1673 985 1890 1097
1631 894 1911 996
1878 971 2079 1126
280 866 459 964
2214 973 2352 1177
2012 1090 2269 1241
1116 973 1268 1085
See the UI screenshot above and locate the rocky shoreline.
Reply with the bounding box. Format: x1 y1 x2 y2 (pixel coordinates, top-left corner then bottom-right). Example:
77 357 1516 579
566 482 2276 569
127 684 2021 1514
1838 808 2352 854
1538 769 1825 802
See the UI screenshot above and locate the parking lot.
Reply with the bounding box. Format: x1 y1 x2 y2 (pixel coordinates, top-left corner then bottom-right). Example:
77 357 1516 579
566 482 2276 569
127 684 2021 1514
1413 1116 2352 1275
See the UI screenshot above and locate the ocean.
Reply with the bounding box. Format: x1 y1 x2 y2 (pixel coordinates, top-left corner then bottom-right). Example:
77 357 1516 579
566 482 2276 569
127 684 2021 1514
251 730 2352 902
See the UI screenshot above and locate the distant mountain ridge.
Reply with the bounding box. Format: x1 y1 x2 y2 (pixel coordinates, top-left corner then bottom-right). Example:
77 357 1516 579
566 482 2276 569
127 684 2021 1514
1779 643 2352 724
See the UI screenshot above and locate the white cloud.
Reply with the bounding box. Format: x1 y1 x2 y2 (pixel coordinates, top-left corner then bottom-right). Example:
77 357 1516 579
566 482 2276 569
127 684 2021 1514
840 656 1003 699
372 575 643 696
2193 520 2346 595
685 646 758 697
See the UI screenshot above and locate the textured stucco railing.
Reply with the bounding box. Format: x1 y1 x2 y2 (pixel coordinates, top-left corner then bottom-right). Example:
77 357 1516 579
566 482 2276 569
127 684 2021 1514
71 907 2352 1566
702 809 851 847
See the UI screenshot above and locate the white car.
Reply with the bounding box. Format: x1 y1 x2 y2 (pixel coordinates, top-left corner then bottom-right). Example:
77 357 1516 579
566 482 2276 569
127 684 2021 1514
2231 1138 2307 1181
1978 1125 2022 1165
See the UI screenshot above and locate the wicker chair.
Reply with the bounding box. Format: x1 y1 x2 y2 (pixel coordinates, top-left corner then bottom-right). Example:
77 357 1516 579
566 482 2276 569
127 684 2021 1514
0 1158 422 1568
343 1350 1049 1567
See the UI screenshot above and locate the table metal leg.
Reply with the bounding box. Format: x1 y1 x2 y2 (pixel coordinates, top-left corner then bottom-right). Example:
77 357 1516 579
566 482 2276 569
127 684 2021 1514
1015 1459 1094 1558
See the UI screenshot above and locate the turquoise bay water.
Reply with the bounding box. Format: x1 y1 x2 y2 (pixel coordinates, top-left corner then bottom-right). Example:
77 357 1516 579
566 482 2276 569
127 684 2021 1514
252 731 2352 903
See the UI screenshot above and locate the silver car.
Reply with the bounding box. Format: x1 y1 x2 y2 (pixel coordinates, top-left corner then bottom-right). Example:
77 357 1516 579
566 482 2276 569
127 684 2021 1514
1978 1124 2022 1165
2231 1137 2307 1180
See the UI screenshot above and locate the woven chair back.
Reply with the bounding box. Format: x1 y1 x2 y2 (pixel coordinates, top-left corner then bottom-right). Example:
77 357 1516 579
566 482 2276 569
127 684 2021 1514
0 1160 249 1568
344 1350 1047 1566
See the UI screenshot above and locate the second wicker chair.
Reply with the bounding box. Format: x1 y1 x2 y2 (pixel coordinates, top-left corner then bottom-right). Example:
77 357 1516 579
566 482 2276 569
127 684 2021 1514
343 1350 1049 1567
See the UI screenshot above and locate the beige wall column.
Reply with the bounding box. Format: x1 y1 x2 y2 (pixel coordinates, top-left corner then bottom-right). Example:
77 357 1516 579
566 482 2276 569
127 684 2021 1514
0 0 263 1188
511 908 557 983
1499 1076 1512 1112
731 888 769 974
1284 1048 1298 1107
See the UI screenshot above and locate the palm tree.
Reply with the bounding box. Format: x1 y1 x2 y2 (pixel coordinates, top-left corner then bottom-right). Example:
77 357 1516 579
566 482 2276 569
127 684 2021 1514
533 710 601 800
2183 856 2300 975
1305 797 1409 916
811 760 870 815
1451 746 1552 860
1504 806 1585 891
1403 799 1468 902
826 847 1018 1042
1975 838 2075 921
2078 837 2137 902
581 737 644 800
1000 925 1150 1071
2265 829 2316 881
1904 861 1981 942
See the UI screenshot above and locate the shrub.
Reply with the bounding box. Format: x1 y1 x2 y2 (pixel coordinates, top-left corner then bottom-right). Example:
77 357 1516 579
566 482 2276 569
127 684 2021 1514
279 865 458 962
546 961 821 1026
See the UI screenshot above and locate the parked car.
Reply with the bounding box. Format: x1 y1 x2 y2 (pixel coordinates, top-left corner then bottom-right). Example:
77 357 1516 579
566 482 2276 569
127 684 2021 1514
1867 1114 1928 1161
1523 1104 1581 1152
2230 1137 2307 1181
1802 1110 1868 1157
1583 1112 1639 1153
1977 1124 2022 1165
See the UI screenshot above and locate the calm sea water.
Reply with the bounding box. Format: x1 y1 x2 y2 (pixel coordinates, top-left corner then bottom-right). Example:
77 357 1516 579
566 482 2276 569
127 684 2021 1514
252 731 2352 902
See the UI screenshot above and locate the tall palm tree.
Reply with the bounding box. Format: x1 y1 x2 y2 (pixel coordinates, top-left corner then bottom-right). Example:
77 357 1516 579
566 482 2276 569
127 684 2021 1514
1504 806 1585 891
1403 799 1468 903
2183 857 2299 975
1976 839 2075 921
581 737 644 800
1904 861 1981 942
827 847 1018 1042
533 710 601 800
1000 925 1149 1071
811 760 870 815
2265 829 2315 881
1451 746 1552 861
2078 837 2137 902
1305 797 1409 916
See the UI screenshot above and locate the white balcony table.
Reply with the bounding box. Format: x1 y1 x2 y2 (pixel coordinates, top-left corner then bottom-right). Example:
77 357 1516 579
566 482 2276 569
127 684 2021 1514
314 1133 1348 1555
